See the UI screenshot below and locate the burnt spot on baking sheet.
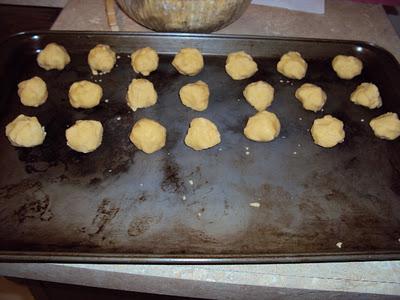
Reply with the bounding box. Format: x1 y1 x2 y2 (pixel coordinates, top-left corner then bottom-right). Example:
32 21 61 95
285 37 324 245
136 192 147 203
14 193 53 223
1 179 54 223
89 198 119 236
161 156 185 194
127 215 162 237
0 178 41 199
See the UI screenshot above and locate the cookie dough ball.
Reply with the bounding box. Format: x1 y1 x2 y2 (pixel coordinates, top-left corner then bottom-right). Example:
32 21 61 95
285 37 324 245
17 76 48 107
88 44 116 75
179 80 209 111
295 83 327 112
69 80 103 109
131 47 159 76
277 51 307 80
225 51 258 80
126 79 157 111
129 118 166 154
37 42 70 71
185 118 221 150
311 115 345 148
5 114 46 147
332 55 363 79
243 81 274 111
172 48 204 76
369 112 400 140
350 83 382 109
65 120 103 153
244 111 280 142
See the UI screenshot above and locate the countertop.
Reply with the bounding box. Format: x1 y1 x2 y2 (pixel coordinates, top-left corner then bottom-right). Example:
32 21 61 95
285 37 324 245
1 0 400 299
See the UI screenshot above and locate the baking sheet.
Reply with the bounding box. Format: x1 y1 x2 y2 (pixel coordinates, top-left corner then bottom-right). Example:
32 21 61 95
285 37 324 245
0 32 399 263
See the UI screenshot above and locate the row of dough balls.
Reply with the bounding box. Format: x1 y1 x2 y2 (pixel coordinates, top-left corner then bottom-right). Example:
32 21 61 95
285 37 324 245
36 42 363 80
5 111 400 153
15 75 382 114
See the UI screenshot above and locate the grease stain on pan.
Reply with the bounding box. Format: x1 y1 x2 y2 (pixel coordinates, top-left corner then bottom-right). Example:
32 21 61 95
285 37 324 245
161 155 185 194
0 179 54 223
127 214 163 237
88 198 120 236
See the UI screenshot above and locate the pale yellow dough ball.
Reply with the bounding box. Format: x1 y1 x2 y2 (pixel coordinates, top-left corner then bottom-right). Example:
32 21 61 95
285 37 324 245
131 47 159 76
244 111 280 142
225 51 258 80
88 44 116 75
37 42 70 71
295 83 327 112
17 76 48 107
179 80 209 111
243 81 274 111
126 79 157 111
5 114 46 147
350 83 382 109
69 80 103 109
129 118 166 154
332 55 363 79
277 51 307 80
172 48 204 76
185 118 221 151
65 120 103 153
311 115 345 148
369 112 400 140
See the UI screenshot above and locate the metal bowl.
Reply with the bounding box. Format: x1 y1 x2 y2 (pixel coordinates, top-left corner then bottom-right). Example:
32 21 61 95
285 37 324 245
117 0 251 33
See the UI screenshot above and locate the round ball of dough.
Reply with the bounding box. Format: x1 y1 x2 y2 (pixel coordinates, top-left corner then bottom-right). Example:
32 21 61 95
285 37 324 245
5 114 46 147
295 83 327 112
185 118 221 151
225 51 258 80
277 51 307 80
243 81 274 111
311 115 345 148
69 80 103 109
126 79 157 111
350 82 381 109
172 48 204 76
131 47 159 76
88 44 116 75
179 80 209 111
244 111 280 142
129 118 166 154
369 112 400 140
332 55 363 79
17 76 48 107
65 120 103 153
37 42 70 71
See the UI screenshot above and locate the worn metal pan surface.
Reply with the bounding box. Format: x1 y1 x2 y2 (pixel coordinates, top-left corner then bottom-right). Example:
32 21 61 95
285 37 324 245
0 32 399 263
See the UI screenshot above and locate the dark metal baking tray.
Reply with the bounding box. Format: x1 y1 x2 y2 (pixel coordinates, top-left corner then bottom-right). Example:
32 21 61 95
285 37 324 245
0 32 399 263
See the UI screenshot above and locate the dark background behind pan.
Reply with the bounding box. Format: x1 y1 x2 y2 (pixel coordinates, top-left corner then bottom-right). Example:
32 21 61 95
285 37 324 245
0 32 399 263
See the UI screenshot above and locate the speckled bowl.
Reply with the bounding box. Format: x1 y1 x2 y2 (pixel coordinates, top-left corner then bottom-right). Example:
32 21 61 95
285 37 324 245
117 0 251 33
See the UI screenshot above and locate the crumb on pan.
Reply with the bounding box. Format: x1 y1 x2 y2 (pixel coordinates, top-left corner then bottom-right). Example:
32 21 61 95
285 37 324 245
249 202 260 208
